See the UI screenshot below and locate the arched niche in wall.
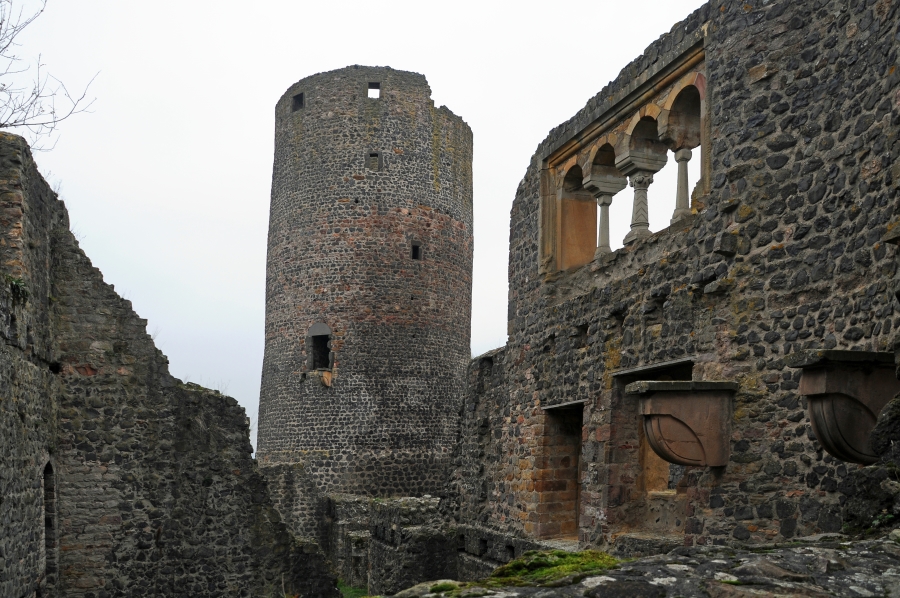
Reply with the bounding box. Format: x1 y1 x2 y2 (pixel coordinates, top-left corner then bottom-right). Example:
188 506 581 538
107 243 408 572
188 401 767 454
556 163 596 271
583 142 628 257
661 86 701 150
659 72 708 200
617 105 669 177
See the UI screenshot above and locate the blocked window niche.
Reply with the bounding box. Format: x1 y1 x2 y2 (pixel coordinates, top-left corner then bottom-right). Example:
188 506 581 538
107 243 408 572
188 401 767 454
612 358 693 496
368 82 380 99
366 151 382 171
411 241 423 260
307 323 332 370
536 402 584 539
292 92 304 111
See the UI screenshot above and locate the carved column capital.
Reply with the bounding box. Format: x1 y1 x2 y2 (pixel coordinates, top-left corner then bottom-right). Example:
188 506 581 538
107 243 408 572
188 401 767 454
630 172 654 190
674 148 692 163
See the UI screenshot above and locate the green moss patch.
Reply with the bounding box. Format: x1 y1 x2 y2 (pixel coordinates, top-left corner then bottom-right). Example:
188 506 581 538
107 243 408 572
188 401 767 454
429 582 458 593
337 579 368 598
483 550 618 587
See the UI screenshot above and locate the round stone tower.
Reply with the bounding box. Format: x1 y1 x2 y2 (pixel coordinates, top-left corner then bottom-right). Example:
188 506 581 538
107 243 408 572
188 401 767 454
257 66 473 505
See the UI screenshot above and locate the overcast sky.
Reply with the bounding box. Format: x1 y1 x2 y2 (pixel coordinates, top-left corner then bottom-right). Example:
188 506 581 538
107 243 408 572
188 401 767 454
19 0 705 447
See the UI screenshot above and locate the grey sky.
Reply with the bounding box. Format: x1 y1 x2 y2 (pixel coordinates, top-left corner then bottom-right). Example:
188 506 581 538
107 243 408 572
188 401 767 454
21 0 705 447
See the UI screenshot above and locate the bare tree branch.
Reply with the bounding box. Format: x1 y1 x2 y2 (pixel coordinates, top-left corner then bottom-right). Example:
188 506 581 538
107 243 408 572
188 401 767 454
0 0 95 150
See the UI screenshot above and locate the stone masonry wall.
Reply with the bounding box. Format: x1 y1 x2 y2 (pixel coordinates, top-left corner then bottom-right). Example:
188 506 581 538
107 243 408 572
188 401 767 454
454 0 900 553
0 133 338 598
257 66 473 539
0 130 61 598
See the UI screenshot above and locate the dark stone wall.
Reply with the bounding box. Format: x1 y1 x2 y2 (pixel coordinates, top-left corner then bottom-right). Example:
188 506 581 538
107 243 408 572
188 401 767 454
257 66 473 536
0 133 338 598
454 0 900 550
0 130 61 598
367 497 458 596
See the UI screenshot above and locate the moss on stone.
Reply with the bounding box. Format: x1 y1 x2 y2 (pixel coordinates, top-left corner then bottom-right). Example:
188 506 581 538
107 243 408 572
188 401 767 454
483 550 618 587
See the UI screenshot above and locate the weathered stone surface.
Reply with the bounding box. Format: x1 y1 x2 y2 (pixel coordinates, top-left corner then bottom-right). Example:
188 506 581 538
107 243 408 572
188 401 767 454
390 537 900 598
0 133 338 597
256 65 473 546
871 395 900 463
451 0 900 557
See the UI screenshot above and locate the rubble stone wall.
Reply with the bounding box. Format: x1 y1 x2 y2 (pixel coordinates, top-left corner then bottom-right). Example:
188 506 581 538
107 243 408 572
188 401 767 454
257 66 473 539
454 0 900 552
0 133 338 598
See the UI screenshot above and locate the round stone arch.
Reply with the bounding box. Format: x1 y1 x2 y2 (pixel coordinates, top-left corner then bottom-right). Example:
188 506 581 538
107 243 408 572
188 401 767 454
616 105 668 176
583 133 622 179
658 72 707 150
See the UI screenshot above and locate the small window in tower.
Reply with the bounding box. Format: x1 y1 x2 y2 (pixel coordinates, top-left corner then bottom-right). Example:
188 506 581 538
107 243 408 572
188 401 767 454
368 82 380 99
292 93 304 111
311 335 330 369
411 241 423 260
366 152 381 171
307 323 332 371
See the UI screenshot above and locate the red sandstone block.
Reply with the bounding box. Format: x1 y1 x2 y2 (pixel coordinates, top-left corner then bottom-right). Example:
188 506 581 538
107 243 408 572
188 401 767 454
546 480 569 492
550 509 576 522
555 489 578 502
596 425 611 441
560 521 578 535
533 469 555 481
536 522 561 537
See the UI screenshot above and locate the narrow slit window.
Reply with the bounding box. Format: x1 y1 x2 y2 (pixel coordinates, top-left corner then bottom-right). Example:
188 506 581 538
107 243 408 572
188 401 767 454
366 152 381 171
43 462 57 589
411 241 423 260
292 93 304 111
368 82 380 99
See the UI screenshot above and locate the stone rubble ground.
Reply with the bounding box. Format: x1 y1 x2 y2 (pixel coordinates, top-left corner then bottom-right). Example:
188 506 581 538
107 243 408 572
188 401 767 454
394 532 900 597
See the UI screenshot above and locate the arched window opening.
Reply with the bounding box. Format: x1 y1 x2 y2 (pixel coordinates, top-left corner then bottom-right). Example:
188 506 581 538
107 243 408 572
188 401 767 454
556 164 596 271
618 117 668 245
663 86 703 224
666 86 702 150
584 144 628 257
629 117 668 158
562 164 584 191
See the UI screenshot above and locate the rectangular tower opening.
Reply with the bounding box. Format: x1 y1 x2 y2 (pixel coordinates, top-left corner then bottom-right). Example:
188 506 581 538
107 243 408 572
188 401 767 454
292 93 304 111
411 241 422 260
368 82 380 99
366 152 381 171
311 335 330 370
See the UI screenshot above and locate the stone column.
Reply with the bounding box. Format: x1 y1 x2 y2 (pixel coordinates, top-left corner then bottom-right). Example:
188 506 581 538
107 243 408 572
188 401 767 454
623 172 653 245
596 194 613 257
671 148 692 224
583 171 627 259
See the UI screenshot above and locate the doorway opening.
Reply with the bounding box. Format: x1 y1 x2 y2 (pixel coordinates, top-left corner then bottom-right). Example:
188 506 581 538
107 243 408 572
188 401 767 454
537 403 583 539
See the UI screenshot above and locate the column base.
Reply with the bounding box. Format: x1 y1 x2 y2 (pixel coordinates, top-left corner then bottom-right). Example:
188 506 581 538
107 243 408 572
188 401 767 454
623 227 651 245
594 246 612 259
670 208 691 224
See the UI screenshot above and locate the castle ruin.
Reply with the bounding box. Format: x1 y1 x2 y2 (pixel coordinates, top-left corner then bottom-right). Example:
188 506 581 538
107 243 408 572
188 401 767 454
1 0 899 596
